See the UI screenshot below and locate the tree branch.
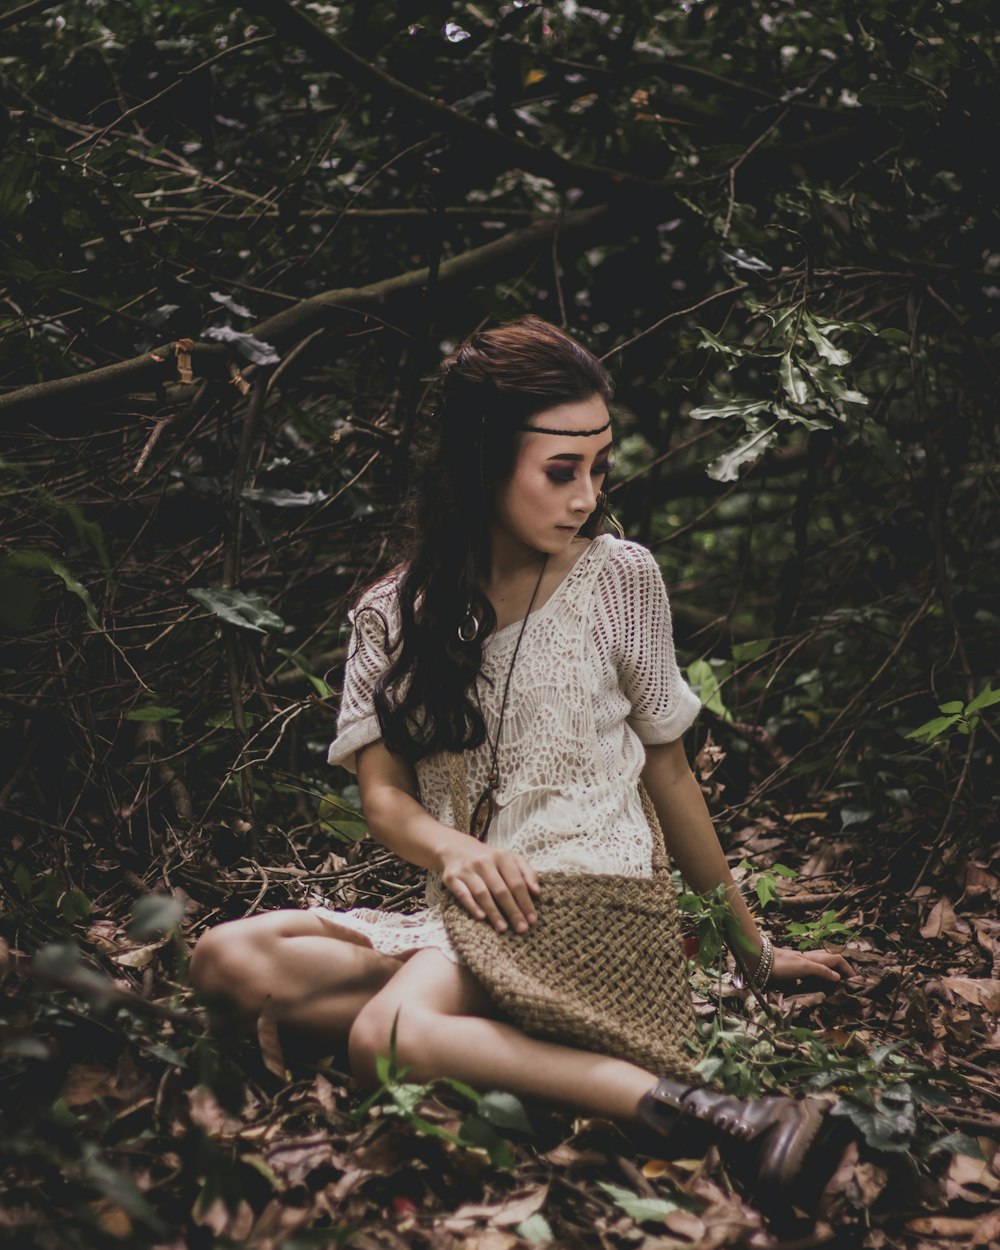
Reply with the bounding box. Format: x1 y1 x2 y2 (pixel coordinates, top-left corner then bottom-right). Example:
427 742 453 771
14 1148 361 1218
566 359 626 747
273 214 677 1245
0 0 62 34
243 0 685 198
0 206 608 419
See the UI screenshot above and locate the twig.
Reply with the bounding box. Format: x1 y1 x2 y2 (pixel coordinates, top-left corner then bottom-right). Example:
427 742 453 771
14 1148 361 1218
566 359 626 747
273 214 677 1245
600 285 746 361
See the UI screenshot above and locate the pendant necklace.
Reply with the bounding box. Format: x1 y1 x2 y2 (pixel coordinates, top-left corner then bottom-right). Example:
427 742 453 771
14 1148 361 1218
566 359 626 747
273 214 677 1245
468 553 548 841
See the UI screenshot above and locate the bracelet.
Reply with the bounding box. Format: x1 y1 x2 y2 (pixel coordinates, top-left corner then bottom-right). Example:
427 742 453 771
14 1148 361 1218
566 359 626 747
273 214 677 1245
732 933 773 993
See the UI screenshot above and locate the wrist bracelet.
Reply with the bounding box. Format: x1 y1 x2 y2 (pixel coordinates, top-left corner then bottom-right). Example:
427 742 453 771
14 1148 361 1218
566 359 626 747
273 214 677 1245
732 933 773 992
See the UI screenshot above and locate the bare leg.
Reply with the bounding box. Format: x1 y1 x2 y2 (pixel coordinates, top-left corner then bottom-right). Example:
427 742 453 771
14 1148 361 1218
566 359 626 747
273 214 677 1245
349 948 657 1124
189 908 406 1044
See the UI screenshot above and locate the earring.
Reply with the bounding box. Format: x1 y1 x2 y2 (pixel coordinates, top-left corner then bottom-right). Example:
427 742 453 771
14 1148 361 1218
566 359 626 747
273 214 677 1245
458 604 480 643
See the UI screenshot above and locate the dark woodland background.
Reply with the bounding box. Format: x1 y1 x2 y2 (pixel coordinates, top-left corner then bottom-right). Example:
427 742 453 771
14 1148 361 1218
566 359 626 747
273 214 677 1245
1 1 998 1247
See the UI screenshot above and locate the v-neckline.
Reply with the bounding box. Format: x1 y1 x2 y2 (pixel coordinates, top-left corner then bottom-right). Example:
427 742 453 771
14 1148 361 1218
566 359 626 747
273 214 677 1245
486 535 604 645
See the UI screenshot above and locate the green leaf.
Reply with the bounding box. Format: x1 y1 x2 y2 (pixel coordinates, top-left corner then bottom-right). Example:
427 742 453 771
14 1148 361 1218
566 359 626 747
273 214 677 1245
438 1076 481 1105
277 647 333 697
966 684 1000 714
59 889 92 923
905 714 960 742
695 326 751 358
937 701 964 714
927 1132 986 1159
800 359 867 406
2 549 99 628
685 658 732 722
475 1090 534 1135
129 894 184 940
731 640 769 662
802 312 851 365
858 82 925 108
459 1115 516 1169
517 1214 554 1244
125 705 182 723
706 420 780 482
831 1084 917 1152
189 587 285 634
780 353 810 404
598 1182 681 1225
79 1144 169 1235
688 397 773 422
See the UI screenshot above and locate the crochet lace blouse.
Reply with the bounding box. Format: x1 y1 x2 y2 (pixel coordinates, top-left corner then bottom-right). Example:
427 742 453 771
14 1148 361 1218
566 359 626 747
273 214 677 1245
320 533 702 964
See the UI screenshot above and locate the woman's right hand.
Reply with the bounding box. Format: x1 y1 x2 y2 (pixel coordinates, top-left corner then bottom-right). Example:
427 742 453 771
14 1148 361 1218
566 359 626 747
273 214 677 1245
440 840 541 934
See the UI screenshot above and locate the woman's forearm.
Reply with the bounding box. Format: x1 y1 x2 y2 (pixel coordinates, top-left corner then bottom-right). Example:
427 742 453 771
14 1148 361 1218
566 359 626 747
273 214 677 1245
363 783 472 872
356 743 470 873
641 741 763 959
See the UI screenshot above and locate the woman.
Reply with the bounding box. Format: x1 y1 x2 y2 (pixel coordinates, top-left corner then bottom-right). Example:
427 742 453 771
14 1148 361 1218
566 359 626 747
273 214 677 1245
190 316 853 1197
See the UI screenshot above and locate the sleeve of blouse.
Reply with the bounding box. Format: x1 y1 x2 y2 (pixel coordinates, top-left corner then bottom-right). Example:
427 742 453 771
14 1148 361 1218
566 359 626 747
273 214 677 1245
610 542 701 744
326 589 396 773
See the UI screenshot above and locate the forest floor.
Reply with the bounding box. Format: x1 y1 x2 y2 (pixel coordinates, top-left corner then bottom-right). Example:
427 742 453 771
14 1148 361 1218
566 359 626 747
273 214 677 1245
2 793 999 1250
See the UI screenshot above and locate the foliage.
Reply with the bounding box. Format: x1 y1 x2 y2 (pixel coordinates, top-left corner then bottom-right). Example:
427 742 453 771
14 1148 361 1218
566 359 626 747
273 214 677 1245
353 1013 531 1170
1 0 999 1242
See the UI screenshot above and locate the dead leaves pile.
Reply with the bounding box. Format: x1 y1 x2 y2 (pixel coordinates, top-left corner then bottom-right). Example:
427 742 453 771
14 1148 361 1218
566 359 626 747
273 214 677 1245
2 815 1000 1250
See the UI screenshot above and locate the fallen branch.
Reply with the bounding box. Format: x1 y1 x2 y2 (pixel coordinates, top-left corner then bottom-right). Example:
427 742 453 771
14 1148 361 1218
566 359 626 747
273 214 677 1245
0 206 608 420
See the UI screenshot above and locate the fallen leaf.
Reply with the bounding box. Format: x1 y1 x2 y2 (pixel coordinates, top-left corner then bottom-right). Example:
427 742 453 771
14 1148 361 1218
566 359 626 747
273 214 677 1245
921 897 958 940
961 862 1000 901
444 1185 549 1231
187 1086 242 1138
264 1135 336 1186
193 1197 254 1239
544 1143 607 1167
906 1210 1000 1241
944 1152 1000 1203
461 1233 519 1250
90 1198 132 1238
85 921 119 953
663 1207 707 1240
937 977 1000 1014
111 942 161 968
257 996 287 1079
312 1073 341 1117
61 1062 121 1106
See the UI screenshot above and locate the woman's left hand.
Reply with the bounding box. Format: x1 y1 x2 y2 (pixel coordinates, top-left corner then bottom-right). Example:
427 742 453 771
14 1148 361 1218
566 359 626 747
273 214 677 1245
767 944 855 990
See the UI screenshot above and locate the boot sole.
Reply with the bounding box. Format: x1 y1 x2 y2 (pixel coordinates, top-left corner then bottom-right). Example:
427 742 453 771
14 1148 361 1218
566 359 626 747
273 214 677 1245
754 1096 827 1197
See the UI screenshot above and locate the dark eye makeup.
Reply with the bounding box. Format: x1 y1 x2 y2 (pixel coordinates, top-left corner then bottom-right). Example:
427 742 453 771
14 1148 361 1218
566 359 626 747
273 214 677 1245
546 458 614 485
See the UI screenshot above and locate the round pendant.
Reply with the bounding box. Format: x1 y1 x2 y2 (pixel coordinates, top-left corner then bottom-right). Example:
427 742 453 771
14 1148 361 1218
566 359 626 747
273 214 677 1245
457 609 480 643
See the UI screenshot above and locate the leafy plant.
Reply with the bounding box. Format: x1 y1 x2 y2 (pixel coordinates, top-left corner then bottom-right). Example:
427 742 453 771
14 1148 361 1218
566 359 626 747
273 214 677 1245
786 909 854 950
905 683 1000 743
353 1013 532 1169
677 864 797 971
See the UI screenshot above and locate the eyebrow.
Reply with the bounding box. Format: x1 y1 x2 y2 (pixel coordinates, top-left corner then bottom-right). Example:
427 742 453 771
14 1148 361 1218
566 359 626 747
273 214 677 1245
546 441 614 462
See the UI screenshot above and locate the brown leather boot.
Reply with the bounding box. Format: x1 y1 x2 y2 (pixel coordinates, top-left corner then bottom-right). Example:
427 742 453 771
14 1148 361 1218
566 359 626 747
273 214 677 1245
637 1077 828 1198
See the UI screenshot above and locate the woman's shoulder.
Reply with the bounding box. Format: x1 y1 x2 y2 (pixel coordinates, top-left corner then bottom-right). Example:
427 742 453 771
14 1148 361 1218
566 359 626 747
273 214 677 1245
593 534 661 583
350 564 406 624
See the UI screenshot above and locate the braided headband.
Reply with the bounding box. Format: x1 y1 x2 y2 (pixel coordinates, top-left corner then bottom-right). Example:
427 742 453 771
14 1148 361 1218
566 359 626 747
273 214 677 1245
518 419 612 436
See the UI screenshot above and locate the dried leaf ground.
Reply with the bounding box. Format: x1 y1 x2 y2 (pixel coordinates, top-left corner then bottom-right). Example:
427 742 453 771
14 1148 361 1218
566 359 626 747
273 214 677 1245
2 798 999 1250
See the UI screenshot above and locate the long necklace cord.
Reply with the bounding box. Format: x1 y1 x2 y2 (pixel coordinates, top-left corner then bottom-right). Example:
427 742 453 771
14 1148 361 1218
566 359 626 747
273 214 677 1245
469 553 549 839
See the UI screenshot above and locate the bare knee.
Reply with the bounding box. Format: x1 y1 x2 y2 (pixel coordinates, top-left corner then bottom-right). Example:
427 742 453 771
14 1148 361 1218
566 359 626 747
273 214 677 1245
348 998 434 1091
189 916 274 1012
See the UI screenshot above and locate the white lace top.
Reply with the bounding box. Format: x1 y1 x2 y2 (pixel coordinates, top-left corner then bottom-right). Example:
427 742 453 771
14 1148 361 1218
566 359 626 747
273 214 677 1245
321 534 701 963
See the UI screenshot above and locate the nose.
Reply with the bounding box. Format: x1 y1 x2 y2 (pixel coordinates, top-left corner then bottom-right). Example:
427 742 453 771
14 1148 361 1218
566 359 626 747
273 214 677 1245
571 476 598 516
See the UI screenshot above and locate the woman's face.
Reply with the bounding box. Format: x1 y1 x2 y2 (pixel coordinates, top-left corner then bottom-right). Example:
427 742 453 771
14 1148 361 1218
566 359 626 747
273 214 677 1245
490 394 614 556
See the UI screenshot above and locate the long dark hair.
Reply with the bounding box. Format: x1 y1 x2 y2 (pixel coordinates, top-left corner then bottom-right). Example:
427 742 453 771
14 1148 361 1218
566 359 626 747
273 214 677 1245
368 316 614 761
